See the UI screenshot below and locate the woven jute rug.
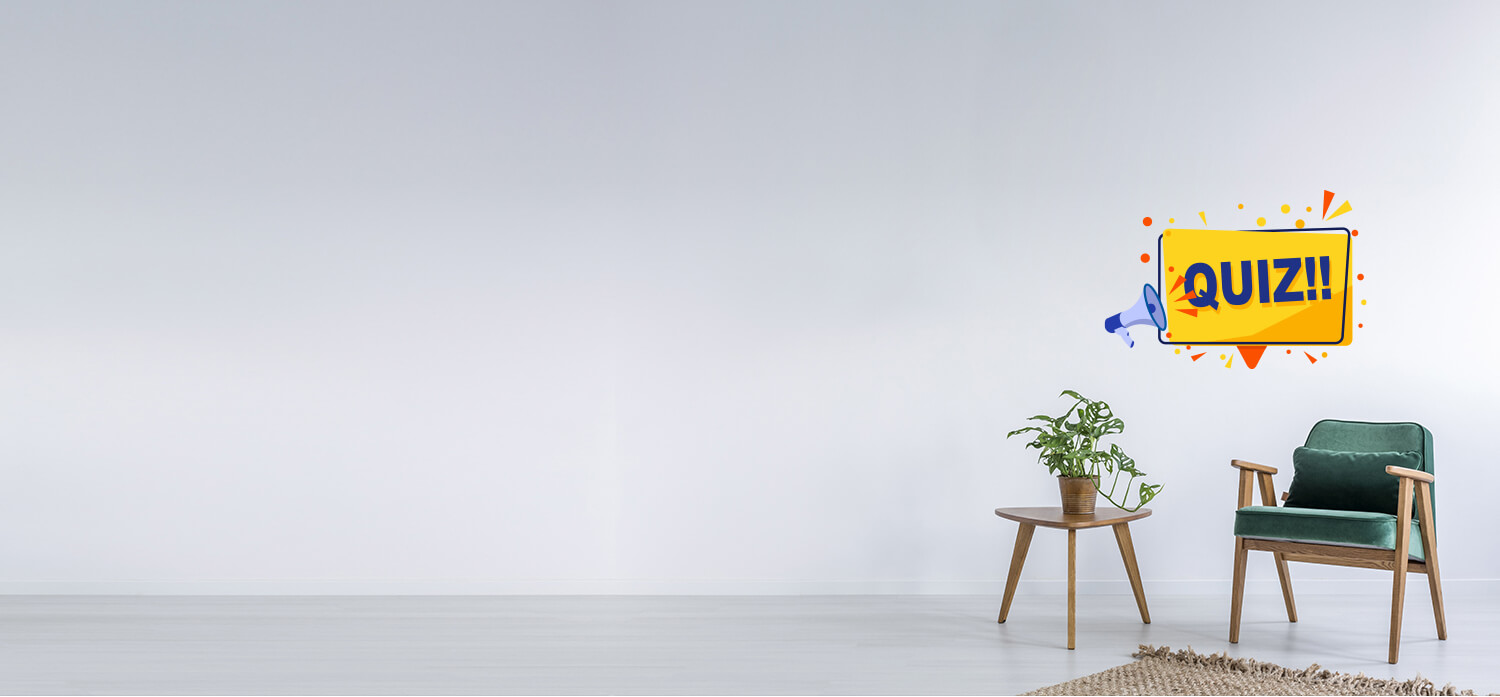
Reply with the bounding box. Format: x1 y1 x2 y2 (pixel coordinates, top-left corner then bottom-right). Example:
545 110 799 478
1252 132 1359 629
1022 645 1476 696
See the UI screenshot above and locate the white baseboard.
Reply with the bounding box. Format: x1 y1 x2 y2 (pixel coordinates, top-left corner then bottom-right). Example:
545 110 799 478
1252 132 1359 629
0 578 1495 596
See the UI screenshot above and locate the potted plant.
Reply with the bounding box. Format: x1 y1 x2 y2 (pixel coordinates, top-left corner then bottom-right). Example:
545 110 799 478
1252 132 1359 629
1006 390 1162 514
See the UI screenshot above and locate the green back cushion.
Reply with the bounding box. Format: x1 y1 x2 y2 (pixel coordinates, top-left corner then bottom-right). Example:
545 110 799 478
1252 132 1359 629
1304 421 1430 470
1284 446 1421 515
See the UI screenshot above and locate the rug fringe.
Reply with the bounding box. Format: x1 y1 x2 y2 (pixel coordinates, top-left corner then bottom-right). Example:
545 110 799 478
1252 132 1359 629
1132 644 1474 696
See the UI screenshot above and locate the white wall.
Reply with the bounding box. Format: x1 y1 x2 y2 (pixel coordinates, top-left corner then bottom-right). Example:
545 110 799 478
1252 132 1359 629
2 1 1497 594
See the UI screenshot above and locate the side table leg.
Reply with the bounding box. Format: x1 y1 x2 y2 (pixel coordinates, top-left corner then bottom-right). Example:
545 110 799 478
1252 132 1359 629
1113 522 1151 624
998 523 1035 623
1067 528 1076 650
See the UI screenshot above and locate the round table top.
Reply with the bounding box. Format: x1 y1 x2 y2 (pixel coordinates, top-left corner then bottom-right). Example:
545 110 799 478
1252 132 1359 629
994 506 1152 529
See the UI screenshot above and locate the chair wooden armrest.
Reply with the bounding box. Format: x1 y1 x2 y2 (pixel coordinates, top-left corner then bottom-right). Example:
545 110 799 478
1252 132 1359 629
1231 459 1278 475
1232 460 1280 509
1385 466 1435 483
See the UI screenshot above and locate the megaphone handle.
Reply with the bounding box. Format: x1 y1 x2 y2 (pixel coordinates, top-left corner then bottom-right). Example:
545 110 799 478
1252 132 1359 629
1114 327 1135 347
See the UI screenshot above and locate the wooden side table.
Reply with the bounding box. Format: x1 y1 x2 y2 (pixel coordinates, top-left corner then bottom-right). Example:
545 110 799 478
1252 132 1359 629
994 506 1152 649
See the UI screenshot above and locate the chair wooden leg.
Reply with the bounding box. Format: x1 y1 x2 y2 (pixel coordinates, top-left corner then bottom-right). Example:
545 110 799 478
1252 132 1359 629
1250 469 1298 623
1389 553 1408 663
1389 479 1414 664
1067 528 1076 650
1423 548 1447 640
1230 536 1247 643
1273 552 1297 622
998 523 1035 623
1112 522 1150 624
1416 482 1446 640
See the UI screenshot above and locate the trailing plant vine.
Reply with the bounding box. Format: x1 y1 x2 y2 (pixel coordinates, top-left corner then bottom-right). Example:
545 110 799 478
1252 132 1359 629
1006 390 1162 512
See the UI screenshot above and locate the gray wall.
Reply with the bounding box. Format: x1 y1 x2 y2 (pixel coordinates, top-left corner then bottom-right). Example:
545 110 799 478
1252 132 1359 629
2 1 1497 593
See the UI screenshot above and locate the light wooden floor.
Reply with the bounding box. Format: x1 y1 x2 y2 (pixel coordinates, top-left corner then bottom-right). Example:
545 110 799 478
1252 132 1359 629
0 593 1489 695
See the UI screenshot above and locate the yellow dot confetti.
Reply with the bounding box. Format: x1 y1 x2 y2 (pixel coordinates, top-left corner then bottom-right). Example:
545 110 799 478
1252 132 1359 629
1174 348 1181 354
1321 352 1328 358
1168 218 1174 223
1361 299 1367 305
1238 204 1244 209
1306 206 1313 212
1281 204 1291 214
1256 217 1266 226
1219 354 1226 360
1295 219 1305 228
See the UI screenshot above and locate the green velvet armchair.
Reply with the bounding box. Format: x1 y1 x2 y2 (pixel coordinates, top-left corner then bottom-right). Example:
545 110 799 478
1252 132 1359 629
1229 419 1445 664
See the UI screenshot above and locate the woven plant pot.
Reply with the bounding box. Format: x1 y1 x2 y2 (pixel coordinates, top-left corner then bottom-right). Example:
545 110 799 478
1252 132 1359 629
1058 476 1098 515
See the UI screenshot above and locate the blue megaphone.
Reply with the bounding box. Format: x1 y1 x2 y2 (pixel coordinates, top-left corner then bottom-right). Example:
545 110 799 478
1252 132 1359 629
1103 284 1166 348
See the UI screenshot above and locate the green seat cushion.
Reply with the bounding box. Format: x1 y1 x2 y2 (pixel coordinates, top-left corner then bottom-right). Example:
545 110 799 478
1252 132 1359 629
1285 446 1422 514
1234 506 1425 560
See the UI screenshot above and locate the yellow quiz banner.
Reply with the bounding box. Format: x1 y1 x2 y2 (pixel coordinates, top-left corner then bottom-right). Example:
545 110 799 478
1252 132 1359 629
1157 228 1352 345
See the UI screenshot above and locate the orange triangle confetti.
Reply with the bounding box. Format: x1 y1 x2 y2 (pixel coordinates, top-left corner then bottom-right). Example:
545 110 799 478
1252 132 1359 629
1190 352 1205 361
1305 351 1318 364
1175 291 1197 302
1322 190 1335 219
1170 275 1185 294
1327 200 1352 220
1237 345 1266 369
1176 308 1199 317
